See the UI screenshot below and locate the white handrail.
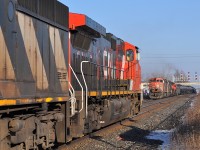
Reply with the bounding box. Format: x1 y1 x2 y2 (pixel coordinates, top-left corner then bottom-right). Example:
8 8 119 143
69 82 75 96
69 82 76 116
81 61 89 118
69 64 84 113
69 88 73 97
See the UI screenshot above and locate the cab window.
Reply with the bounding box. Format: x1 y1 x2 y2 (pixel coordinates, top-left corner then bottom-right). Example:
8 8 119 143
150 79 156 82
126 49 134 61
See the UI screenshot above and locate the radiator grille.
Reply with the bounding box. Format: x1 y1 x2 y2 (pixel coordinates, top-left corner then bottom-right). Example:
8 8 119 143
17 0 69 28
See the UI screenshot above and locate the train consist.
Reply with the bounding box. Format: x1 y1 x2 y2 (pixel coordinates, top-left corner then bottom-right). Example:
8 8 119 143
148 77 196 99
0 0 142 149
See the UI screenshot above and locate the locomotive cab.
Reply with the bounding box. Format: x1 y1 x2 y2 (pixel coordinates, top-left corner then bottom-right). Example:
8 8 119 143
123 42 141 92
126 46 140 62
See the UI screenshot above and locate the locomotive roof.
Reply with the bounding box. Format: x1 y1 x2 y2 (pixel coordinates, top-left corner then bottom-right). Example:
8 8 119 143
16 0 69 29
149 77 165 80
69 13 106 37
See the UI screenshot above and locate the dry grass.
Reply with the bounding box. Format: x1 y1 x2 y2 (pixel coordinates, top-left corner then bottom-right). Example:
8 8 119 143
170 95 200 149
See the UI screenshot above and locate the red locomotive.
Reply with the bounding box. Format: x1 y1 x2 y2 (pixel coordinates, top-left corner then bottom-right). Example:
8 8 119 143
0 1 141 149
69 12 142 134
148 77 175 99
148 77 197 99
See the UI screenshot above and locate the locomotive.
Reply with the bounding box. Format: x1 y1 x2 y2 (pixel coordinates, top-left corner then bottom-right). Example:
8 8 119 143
148 77 196 99
148 77 177 99
0 0 142 149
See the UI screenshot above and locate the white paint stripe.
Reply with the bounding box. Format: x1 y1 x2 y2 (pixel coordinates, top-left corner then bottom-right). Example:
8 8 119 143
103 50 108 78
0 23 20 97
18 12 48 89
53 28 67 71
0 24 16 80
0 26 5 79
120 55 125 79
49 27 68 91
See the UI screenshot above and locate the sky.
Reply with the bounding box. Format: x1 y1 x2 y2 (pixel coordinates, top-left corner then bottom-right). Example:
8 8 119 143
59 0 200 81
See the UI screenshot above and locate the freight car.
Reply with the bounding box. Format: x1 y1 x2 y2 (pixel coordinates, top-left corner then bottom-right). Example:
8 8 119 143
176 84 197 95
0 0 142 149
148 77 175 99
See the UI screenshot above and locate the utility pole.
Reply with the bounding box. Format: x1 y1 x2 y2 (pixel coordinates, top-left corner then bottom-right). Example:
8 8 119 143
187 72 190 82
195 72 198 81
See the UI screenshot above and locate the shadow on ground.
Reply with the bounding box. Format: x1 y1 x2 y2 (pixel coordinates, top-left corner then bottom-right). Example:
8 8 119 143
119 124 163 149
90 124 163 150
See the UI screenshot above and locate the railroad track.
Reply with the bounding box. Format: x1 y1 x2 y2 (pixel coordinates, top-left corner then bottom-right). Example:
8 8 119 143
142 95 191 108
132 95 195 122
57 94 196 150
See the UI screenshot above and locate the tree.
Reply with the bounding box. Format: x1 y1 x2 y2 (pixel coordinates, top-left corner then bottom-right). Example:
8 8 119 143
142 63 183 82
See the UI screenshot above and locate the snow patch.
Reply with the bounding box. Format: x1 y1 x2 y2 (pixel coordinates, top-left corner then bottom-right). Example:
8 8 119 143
146 129 174 149
190 99 195 107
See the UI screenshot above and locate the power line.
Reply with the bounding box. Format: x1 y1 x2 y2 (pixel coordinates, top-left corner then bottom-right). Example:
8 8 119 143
143 53 200 56
142 56 200 58
141 61 200 64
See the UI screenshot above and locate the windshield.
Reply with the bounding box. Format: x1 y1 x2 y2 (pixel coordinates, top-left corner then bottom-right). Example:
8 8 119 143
126 49 134 61
150 79 163 82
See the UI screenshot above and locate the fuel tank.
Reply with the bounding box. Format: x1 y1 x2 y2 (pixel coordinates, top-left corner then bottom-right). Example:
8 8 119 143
101 98 131 127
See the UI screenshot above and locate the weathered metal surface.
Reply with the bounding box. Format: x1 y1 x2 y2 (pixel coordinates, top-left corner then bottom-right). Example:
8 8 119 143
17 0 69 28
100 98 131 127
0 0 69 102
0 119 9 150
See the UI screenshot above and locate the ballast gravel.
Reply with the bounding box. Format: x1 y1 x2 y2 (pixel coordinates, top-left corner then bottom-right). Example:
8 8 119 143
63 95 196 150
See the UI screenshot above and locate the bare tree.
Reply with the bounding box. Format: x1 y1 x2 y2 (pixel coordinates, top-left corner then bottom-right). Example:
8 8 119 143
142 63 181 82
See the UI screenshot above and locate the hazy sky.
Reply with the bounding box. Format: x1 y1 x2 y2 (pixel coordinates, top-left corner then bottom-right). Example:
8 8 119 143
59 0 200 81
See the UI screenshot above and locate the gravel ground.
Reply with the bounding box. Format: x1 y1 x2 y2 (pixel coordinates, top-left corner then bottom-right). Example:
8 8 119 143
62 94 196 150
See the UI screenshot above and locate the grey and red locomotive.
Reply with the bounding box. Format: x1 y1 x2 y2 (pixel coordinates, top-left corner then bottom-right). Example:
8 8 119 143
148 77 196 99
0 0 142 149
